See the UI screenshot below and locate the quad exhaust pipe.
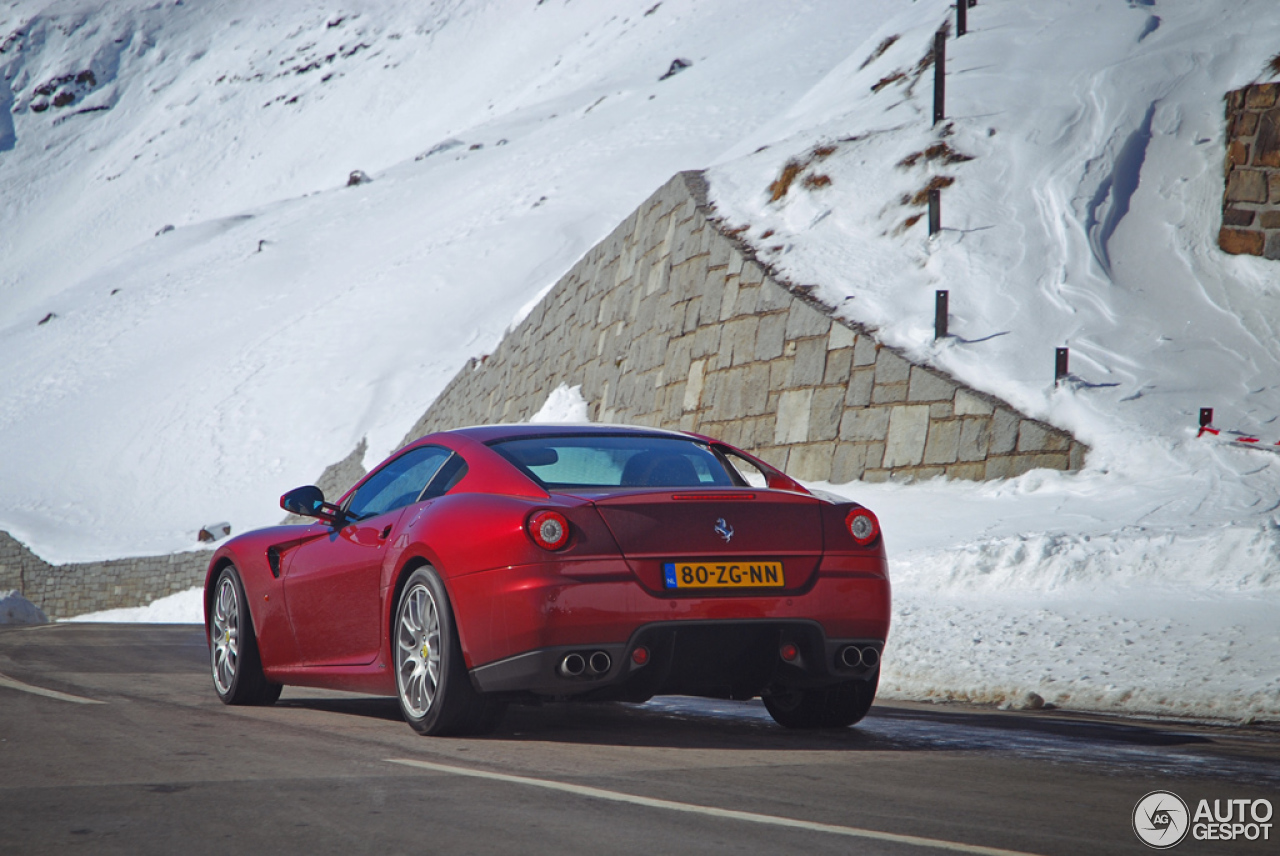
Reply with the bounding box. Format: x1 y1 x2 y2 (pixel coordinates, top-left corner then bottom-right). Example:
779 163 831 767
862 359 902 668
840 645 880 669
558 650 612 678
559 653 586 677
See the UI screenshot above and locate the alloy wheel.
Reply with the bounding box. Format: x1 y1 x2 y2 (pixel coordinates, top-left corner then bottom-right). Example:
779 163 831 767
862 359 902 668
396 583 442 718
211 576 240 694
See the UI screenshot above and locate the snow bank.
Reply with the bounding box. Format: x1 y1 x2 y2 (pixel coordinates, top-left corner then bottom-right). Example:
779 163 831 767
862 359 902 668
529 384 591 424
64 587 203 624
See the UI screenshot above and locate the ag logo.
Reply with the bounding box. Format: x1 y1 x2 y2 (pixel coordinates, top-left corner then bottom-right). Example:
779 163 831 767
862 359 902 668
1133 790 1190 849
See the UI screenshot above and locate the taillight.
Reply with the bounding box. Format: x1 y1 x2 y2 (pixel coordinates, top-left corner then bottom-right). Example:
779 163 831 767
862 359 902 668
845 509 880 546
527 510 570 550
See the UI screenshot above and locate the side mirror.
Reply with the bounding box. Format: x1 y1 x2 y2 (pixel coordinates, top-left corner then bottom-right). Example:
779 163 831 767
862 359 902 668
281 485 328 518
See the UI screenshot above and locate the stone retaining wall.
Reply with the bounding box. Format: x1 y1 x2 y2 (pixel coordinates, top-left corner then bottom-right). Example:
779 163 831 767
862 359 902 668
3 171 1089 618
0 530 208 620
402 171 1086 482
1221 82 1280 259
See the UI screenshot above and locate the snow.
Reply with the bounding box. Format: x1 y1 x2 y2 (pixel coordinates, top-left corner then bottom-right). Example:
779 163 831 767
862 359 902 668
4 0 1279 721
1 0 897 562
529 383 591 424
63 586 202 624
816 473 1280 721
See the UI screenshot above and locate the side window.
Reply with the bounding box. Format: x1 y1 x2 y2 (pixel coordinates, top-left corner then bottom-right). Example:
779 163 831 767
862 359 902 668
422 454 468 499
345 446 452 520
722 450 770 488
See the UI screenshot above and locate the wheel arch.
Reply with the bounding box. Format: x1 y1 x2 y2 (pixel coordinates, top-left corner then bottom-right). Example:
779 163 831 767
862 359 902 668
203 556 237 640
204 557 266 647
387 555 439 665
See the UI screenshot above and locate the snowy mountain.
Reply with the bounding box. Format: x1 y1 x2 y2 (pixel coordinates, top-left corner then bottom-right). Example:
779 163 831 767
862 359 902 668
5 0 1280 719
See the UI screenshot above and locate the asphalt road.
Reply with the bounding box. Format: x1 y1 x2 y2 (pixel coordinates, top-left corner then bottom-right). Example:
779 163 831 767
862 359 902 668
1 624 1277 856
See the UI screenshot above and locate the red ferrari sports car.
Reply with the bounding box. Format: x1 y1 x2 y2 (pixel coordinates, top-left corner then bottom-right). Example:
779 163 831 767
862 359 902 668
204 424 889 735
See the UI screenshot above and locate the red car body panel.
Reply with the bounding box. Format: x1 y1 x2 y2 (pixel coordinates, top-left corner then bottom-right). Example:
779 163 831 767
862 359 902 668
204 424 890 701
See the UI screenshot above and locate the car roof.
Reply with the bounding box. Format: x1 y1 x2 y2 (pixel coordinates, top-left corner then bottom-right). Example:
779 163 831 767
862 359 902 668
444 423 698 444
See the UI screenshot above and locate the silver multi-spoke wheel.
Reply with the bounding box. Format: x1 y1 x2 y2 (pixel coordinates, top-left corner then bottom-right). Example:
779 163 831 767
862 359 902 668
207 565 279 706
392 566 504 735
211 575 240 696
396 582 442 718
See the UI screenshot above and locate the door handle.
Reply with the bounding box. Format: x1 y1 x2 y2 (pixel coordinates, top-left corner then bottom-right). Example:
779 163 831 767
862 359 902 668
380 525 393 540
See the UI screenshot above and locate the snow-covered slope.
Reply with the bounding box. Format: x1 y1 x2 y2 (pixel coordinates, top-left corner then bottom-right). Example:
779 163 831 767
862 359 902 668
4 0 1279 719
711 0 1280 458
0 0 900 560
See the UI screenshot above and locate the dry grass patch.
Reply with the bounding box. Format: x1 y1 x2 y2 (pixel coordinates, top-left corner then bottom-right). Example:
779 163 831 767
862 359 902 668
1269 52 1280 77
859 35 900 70
897 142 974 169
767 143 841 202
768 161 805 202
908 175 956 206
894 213 924 235
871 70 905 93
870 25 948 97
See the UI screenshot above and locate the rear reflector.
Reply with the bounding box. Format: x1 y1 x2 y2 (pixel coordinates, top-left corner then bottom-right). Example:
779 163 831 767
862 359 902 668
779 643 799 662
631 646 650 666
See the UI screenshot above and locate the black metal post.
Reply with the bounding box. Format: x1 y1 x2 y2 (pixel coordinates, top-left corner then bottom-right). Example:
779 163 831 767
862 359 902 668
935 290 949 340
1200 408 1214 428
928 189 941 235
957 1 967 36
933 30 945 125
1054 348 1069 386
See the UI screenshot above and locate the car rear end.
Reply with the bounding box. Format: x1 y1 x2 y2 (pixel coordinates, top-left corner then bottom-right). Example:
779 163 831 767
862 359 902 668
449 429 889 710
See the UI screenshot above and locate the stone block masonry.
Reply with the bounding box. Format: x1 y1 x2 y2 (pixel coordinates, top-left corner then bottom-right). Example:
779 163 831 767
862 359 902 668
0 530 208 620
1221 82 1280 259
1 170 1089 617
402 171 1086 483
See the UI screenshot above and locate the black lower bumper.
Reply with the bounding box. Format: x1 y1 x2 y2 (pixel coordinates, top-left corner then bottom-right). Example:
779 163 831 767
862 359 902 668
469 619 883 701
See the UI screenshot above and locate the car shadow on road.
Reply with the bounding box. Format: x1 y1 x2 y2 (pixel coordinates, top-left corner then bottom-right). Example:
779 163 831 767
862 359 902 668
275 695 406 723
272 692 1219 757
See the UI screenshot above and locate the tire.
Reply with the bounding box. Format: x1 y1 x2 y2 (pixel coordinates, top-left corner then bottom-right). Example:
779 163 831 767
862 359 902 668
209 565 282 706
393 566 505 736
763 673 878 729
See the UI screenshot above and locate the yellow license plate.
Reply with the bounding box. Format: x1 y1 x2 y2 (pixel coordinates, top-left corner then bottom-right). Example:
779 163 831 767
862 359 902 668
663 561 785 589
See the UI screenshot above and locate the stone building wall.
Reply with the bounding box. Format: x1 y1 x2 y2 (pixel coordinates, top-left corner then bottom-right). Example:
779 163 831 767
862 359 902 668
402 171 1086 482
0 530 208 621
1221 81 1280 259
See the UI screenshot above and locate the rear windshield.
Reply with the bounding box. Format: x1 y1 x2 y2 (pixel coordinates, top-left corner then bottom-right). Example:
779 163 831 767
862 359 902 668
490 434 737 489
